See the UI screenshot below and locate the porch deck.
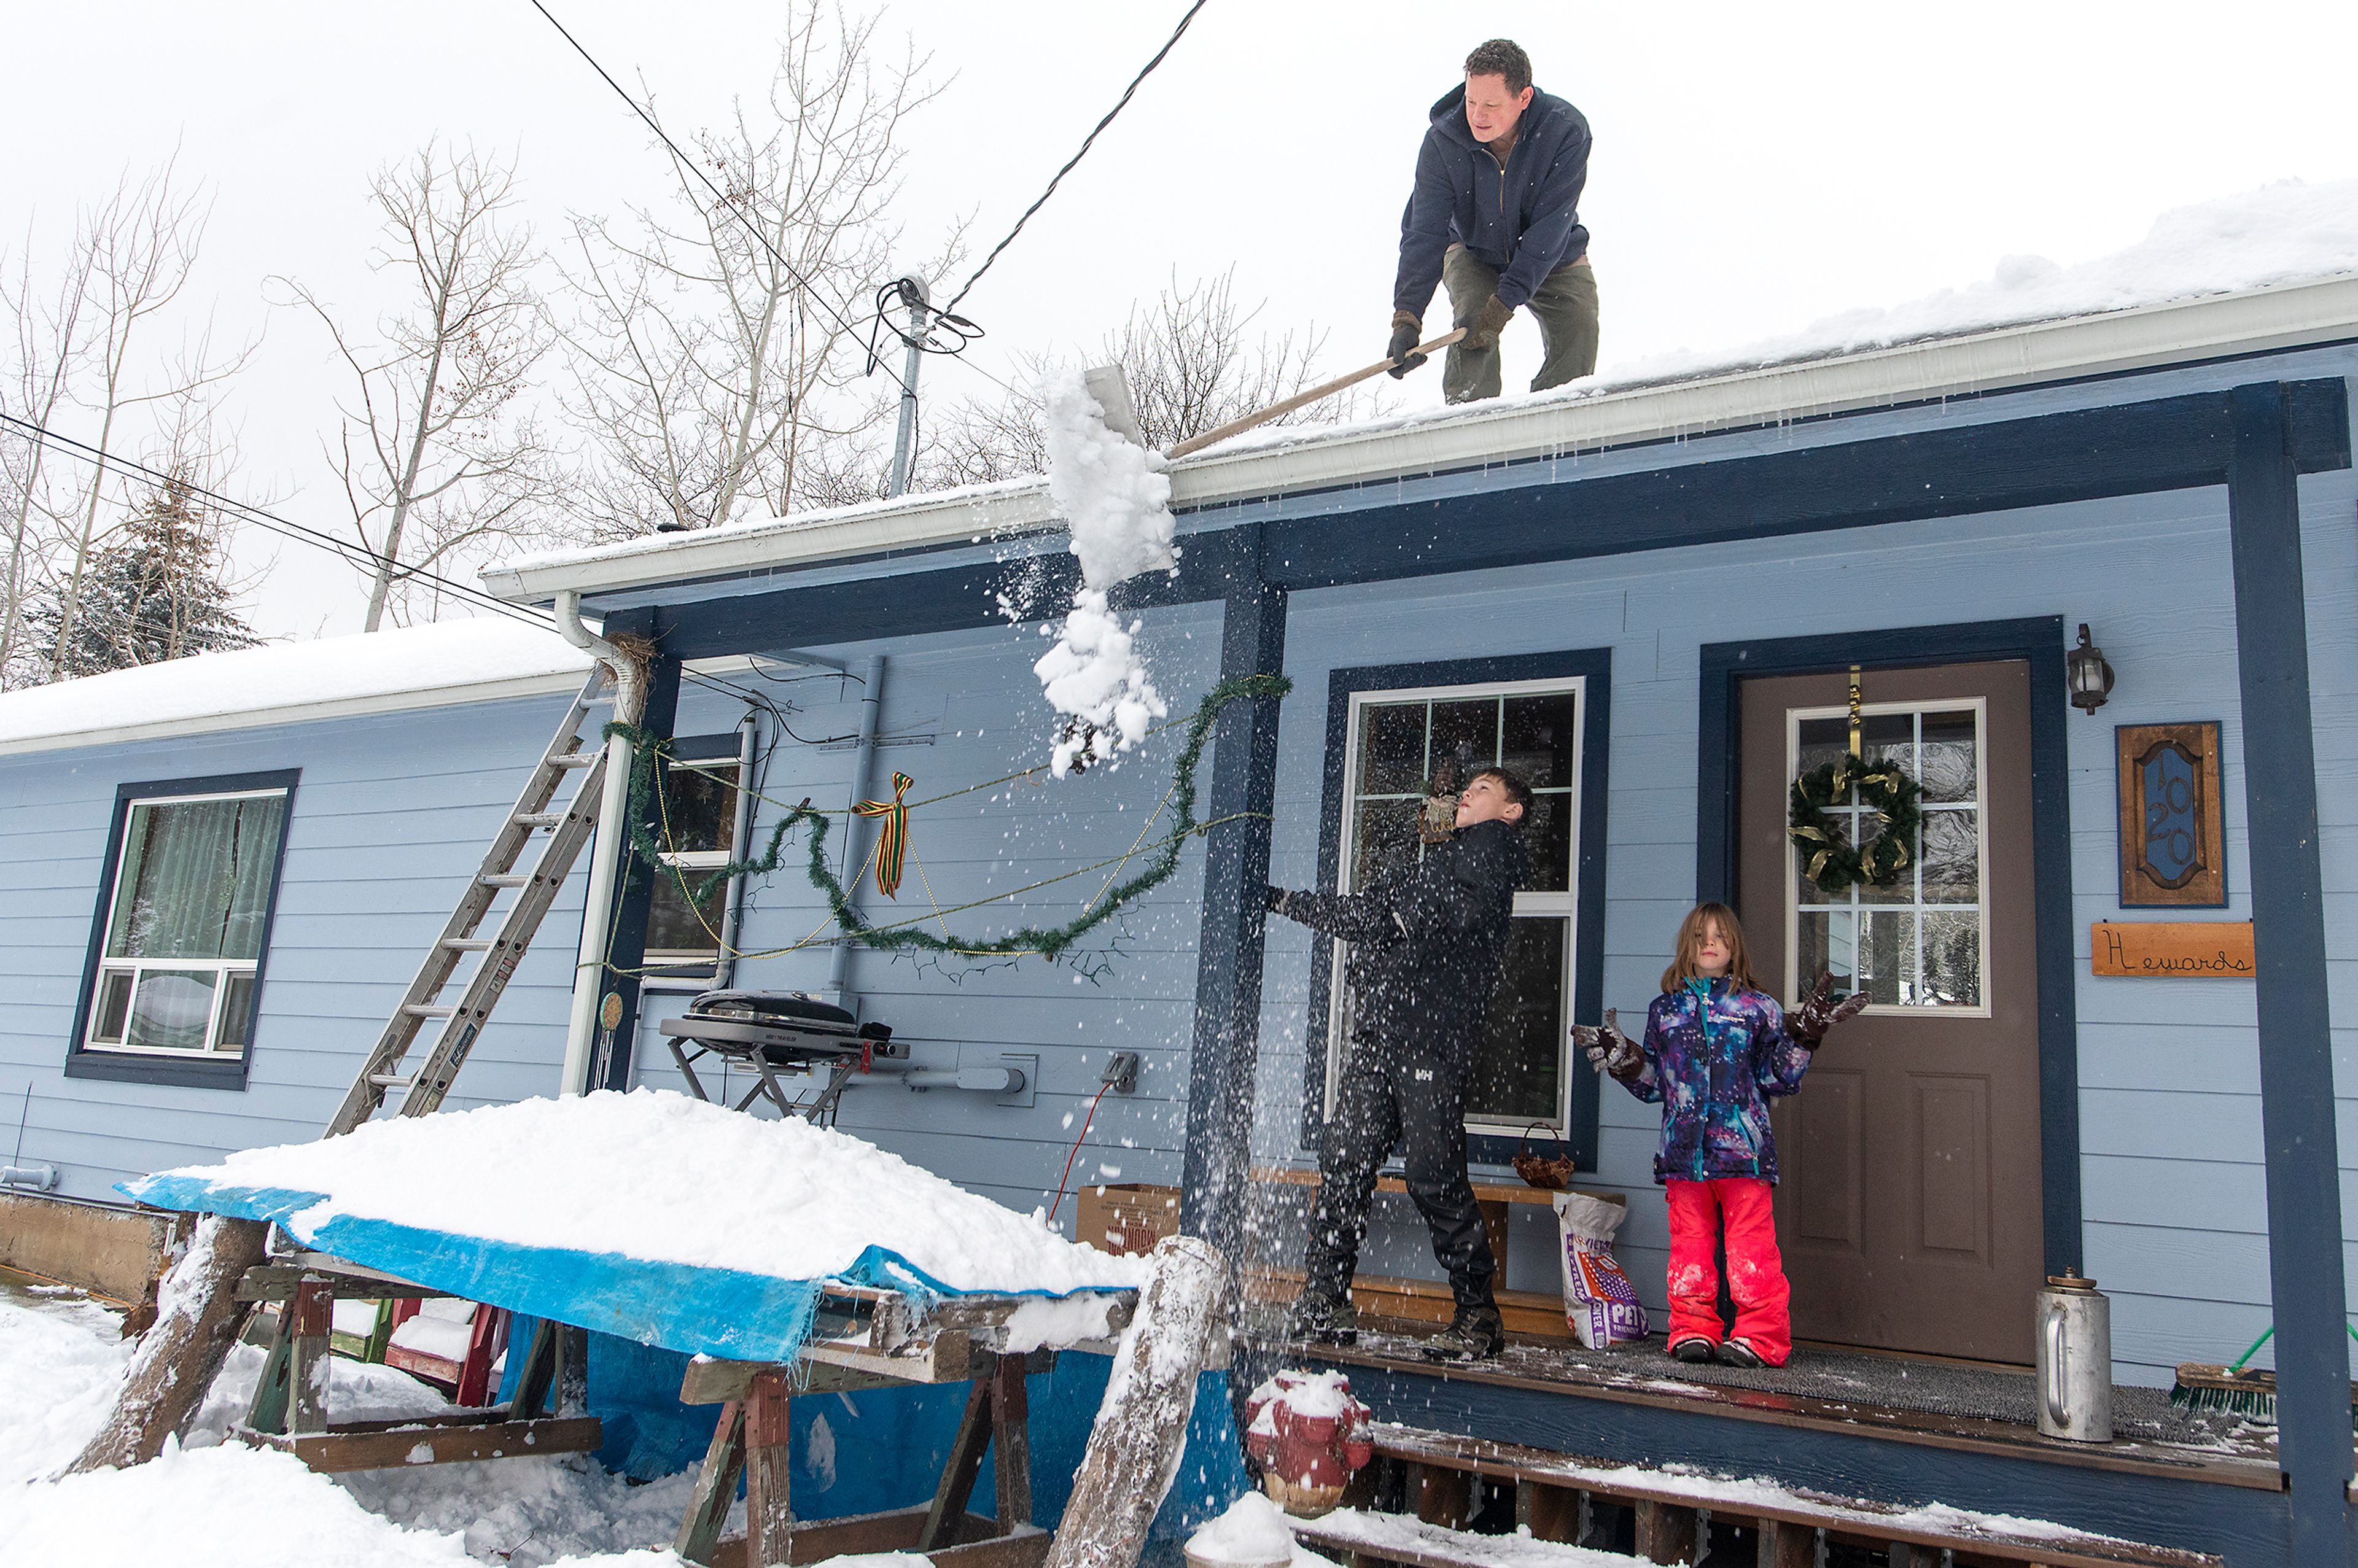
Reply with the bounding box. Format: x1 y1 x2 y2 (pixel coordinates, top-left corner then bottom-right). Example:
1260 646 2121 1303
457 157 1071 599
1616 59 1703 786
1243 1313 2281 1489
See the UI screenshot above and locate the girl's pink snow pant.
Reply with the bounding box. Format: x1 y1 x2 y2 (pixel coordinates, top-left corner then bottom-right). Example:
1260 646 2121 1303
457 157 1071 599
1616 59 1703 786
1664 1176 1792 1365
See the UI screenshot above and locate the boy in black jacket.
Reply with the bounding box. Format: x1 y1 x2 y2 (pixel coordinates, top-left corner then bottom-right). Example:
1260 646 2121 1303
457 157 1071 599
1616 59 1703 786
1265 766 1531 1360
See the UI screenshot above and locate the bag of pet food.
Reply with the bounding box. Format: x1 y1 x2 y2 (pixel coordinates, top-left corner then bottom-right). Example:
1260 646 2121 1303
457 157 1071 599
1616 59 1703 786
1553 1189 1648 1348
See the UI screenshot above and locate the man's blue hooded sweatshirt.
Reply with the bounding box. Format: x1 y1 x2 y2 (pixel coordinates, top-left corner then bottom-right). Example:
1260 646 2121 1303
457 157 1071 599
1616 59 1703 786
1394 83 1592 320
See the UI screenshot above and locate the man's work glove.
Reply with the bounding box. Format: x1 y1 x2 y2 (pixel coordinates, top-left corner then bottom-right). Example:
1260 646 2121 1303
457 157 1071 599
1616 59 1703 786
1462 294 1514 351
1573 1009 1646 1084
1264 885 1294 917
1387 311 1426 378
1788 972 1870 1045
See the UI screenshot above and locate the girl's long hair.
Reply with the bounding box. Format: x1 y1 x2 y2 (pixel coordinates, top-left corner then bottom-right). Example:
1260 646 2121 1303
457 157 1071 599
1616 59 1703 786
1660 901 1757 993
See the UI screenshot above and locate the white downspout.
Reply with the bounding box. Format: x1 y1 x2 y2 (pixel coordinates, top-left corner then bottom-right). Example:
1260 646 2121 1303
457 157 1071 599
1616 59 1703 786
827 654 887 1004
554 590 649 1096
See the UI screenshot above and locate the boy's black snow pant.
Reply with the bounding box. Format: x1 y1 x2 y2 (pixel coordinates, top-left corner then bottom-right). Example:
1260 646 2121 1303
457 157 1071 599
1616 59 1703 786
1303 1033 1498 1314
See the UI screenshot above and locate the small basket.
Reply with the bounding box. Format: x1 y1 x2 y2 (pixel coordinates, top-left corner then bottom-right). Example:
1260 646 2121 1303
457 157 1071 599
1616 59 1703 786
1511 1122 1576 1190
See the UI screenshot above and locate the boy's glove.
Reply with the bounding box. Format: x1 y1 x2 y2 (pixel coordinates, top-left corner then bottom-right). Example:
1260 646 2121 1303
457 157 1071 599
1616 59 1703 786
1788 972 1869 1044
1463 294 1514 351
1387 312 1426 378
1573 1009 1646 1084
1264 885 1293 917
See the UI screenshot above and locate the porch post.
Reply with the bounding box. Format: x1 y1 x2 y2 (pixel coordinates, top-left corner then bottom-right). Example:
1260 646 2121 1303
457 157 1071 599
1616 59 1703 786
1181 529 1289 1260
590 640 682 1093
2224 379 2351 1559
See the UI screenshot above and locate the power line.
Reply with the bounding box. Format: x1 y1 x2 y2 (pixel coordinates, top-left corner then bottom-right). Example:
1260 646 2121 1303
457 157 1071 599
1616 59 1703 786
940 0 1212 319
524 0 916 400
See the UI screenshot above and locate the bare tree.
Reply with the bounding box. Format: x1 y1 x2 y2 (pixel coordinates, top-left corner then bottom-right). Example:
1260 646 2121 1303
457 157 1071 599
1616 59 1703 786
556 2 955 539
288 141 556 631
0 219 96 688
915 268 1391 490
42 161 250 681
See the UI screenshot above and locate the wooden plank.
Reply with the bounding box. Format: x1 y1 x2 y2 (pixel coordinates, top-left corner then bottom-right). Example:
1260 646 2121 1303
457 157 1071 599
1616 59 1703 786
510 1319 562 1420
1515 1480 1580 1543
707 1513 1044 1568
1633 1501 1697 1567
992 1351 1033 1527
677 1400 749 1567
744 1371 793 1568
238 1415 602 1473
922 1367 997 1551
680 1355 917 1405
289 1275 334 1435
806 1327 973 1384
2089 922 2255 978
1757 1518 1816 1568
1416 1465 1471 1530
246 1302 295 1436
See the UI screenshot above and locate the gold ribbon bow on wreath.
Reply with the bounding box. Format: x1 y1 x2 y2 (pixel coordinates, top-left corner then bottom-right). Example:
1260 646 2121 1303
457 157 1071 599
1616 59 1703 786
854 772 916 899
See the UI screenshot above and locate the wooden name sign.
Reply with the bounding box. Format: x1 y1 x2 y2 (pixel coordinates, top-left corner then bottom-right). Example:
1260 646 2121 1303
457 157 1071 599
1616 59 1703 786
2091 921 2255 977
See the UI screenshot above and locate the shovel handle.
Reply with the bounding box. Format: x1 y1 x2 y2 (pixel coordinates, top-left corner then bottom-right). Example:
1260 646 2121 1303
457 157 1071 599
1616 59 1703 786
1165 328 1469 460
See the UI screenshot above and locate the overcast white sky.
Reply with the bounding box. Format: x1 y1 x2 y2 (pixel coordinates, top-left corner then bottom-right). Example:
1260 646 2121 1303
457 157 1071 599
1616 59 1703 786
7 0 2357 640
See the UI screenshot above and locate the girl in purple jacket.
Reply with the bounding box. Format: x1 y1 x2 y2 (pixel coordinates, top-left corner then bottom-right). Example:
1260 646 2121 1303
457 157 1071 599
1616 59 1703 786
1575 902 1863 1367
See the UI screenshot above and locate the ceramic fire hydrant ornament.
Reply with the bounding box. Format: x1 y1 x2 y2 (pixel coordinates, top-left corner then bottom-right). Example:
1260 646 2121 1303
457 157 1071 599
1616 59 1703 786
1244 1369 1376 1516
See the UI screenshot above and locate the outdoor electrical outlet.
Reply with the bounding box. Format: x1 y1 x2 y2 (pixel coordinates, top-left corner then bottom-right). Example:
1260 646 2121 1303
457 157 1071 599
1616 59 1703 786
1102 1052 1141 1095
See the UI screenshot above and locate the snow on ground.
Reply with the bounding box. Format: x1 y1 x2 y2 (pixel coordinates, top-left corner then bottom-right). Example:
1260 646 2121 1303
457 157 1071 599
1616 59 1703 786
1186 1491 1347 1568
0 1286 692 1567
1029 368 1177 775
0 615 591 749
128 1088 1151 1298
1303 1508 1637 1568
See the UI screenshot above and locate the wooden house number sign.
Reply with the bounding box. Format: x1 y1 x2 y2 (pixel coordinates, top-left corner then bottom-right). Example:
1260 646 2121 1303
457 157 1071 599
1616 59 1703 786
2091 921 2255 977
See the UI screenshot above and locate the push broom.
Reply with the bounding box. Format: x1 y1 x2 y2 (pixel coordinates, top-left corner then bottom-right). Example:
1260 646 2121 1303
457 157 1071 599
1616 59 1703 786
2171 1322 2358 1423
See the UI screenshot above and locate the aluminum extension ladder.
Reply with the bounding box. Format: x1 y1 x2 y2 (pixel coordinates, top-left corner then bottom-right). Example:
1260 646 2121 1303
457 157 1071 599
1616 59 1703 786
323 666 623 1137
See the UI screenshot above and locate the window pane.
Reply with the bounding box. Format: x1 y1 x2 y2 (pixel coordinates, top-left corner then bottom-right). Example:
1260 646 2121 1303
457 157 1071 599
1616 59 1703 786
1919 910 1983 1006
645 864 728 958
1856 712 1912 774
109 795 287 962
1520 793 1574 894
1796 807 1856 905
1795 716 1851 780
1466 917 1566 1124
93 970 133 1042
1501 693 1578 791
1922 810 1980 903
661 756 738 853
217 972 257 1051
126 969 218 1052
1797 910 1912 1006
1918 710 1979 804
1350 798 1423 893
1427 700 1497 790
1356 703 1427 797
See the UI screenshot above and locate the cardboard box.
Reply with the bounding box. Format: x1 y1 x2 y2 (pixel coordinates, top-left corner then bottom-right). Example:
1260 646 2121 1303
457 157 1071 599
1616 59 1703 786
1075 1182 1181 1257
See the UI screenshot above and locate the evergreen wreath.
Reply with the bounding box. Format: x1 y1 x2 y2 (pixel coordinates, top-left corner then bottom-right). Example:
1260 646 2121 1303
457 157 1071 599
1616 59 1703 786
1788 753 1924 892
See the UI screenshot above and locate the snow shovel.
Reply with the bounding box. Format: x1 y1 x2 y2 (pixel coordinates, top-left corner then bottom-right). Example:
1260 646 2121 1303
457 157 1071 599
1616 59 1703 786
1164 327 1468 460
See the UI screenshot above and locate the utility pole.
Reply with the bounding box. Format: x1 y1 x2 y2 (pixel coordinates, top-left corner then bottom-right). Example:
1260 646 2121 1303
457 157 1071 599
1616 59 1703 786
885 276 929 498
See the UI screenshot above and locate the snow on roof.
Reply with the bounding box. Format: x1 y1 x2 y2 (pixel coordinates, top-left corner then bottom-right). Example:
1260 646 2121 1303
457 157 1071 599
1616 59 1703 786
0 616 592 756
486 178 2358 605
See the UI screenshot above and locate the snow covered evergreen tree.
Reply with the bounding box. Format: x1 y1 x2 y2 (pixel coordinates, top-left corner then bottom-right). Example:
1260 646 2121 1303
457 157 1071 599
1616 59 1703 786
24 470 258 679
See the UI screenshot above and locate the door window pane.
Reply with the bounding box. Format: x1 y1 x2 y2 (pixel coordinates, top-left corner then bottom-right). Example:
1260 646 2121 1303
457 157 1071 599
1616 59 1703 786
1468 917 1567 1123
1791 707 1984 1011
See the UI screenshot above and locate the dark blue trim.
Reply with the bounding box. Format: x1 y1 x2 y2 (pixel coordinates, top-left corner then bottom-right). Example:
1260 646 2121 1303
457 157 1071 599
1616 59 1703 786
2225 380 2351 1561
1299 650 1612 1172
63 768 302 1092
1335 1362 2289 1562
599 381 2351 662
1180 530 1288 1256
1693 619 2082 1277
594 631 682 1094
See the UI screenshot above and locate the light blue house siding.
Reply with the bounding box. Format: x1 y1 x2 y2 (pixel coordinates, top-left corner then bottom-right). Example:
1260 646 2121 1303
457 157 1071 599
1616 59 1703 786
0 693 590 1200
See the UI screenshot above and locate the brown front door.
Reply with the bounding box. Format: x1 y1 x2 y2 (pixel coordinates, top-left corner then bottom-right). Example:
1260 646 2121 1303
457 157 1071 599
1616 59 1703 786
1738 661 2043 1364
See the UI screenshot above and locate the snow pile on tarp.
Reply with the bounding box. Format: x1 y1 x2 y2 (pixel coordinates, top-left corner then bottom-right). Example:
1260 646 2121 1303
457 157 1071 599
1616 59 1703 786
121 1089 1150 1362
0 615 591 750
1031 368 1177 775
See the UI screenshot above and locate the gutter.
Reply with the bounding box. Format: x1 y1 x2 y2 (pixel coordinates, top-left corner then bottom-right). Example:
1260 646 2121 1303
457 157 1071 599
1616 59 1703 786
554 591 651 1097
480 273 2358 606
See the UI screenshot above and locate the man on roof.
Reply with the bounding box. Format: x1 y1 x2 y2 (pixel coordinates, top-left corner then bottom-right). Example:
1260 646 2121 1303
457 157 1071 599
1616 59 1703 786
1389 39 1597 404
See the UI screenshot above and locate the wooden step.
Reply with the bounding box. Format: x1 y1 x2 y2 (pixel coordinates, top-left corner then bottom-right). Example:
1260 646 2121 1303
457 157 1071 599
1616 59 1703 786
1247 1265 1573 1341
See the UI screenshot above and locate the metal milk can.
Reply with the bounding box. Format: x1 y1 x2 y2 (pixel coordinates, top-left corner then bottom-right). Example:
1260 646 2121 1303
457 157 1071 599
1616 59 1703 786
2036 1272 2114 1442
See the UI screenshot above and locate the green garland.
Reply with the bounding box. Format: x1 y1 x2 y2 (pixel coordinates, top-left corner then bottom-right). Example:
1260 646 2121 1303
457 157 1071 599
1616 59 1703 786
1788 753 1924 892
605 672 1291 964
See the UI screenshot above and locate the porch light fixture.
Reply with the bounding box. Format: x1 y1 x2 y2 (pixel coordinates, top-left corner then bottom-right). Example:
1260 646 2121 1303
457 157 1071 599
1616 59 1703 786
2068 624 2115 714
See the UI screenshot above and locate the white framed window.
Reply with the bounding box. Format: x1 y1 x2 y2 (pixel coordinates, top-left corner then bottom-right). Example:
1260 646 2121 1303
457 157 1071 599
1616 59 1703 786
83 786 291 1058
1787 701 1989 1013
642 728 756 985
1330 676 1585 1129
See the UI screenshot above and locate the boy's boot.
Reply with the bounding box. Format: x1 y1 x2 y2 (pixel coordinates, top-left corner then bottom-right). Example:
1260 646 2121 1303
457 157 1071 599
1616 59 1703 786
1286 1289 1359 1346
1423 1303 1506 1363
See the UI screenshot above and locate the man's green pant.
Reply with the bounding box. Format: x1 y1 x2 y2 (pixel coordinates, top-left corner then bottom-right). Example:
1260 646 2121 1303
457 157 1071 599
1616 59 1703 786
1441 246 1599 403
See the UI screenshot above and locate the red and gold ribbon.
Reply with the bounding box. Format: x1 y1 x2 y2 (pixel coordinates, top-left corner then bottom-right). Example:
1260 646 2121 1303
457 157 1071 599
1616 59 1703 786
854 772 916 898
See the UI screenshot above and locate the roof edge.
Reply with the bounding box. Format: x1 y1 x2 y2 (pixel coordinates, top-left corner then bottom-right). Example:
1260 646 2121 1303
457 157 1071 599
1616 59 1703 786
483 272 2358 604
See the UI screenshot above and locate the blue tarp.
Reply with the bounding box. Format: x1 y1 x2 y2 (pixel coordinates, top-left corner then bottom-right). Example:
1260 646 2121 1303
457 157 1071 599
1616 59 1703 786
121 1174 1103 1364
